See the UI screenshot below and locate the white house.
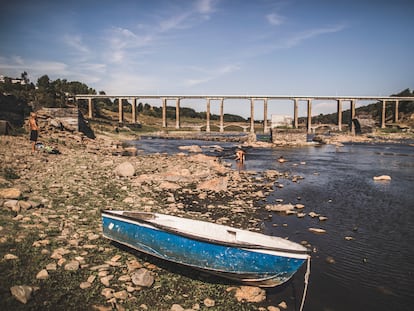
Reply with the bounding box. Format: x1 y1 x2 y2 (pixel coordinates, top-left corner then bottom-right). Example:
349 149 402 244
271 115 293 128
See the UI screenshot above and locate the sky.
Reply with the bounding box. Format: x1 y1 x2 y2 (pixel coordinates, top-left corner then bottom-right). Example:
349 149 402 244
1 0 414 118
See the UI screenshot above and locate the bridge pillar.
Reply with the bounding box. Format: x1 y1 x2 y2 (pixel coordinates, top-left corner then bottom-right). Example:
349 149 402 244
293 98 299 129
162 98 167 128
337 99 342 131
219 98 224 132
394 100 399 123
381 100 386 128
250 98 255 133
306 99 312 134
206 98 211 132
263 98 269 133
88 98 93 119
118 98 124 123
350 100 356 134
132 98 137 123
175 98 180 129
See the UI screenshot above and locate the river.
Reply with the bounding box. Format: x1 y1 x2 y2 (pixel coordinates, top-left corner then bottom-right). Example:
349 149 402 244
129 137 414 311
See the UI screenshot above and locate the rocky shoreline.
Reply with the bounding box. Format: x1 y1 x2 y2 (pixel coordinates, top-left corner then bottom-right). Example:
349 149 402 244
0 128 306 311
1 122 413 310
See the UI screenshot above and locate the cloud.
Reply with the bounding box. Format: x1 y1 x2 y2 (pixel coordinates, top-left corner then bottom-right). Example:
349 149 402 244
63 34 90 54
158 13 191 32
184 63 241 86
195 0 217 14
266 13 285 26
284 24 346 48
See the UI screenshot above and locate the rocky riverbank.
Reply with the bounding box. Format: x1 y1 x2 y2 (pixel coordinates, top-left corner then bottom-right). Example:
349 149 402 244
0 128 307 311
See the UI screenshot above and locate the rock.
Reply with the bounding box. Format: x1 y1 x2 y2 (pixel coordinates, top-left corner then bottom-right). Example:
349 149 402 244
278 301 288 309
18 200 32 211
267 307 281 311
80 282 91 289
114 161 135 177
295 203 305 209
265 203 294 212
87 275 96 283
10 285 33 304
114 290 128 300
326 256 336 264
203 298 215 307
170 304 185 311
131 268 154 287
373 175 391 181
178 145 202 153
234 286 266 303
308 228 326 234
36 269 49 280
197 177 228 192
4 253 19 260
4 200 19 210
126 260 142 272
46 262 57 271
101 288 114 299
0 188 22 199
64 260 80 271
100 275 114 286
118 275 131 282
123 147 138 156
308 211 320 218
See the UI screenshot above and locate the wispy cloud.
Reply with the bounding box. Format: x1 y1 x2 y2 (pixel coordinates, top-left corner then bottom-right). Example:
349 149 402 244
195 0 217 14
62 34 90 54
266 13 285 26
185 63 241 86
104 0 219 65
284 24 346 48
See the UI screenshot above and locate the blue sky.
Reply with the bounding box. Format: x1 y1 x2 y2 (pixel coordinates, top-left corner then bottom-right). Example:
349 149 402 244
1 0 413 118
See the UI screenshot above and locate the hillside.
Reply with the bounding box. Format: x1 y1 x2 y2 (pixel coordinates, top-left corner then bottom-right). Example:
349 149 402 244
310 89 414 127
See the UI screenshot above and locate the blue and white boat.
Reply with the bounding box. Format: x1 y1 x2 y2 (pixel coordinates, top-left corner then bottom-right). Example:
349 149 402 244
101 210 310 287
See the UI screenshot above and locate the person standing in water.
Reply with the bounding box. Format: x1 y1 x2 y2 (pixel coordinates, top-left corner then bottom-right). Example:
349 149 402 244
235 149 245 163
28 112 39 152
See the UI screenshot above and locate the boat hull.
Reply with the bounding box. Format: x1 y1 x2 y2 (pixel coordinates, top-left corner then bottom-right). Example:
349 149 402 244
102 211 307 287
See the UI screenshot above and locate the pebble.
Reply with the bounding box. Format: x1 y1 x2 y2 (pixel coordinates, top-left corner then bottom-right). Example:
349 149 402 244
80 282 92 289
100 275 114 286
113 290 128 300
10 285 34 304
4 253 19 260
203 298 215 307
308 228 327 234
36 269 49 280
131 268 154 287
64 260 80 271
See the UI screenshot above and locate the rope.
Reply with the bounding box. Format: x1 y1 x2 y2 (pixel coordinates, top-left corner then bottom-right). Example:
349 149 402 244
299 255 311 311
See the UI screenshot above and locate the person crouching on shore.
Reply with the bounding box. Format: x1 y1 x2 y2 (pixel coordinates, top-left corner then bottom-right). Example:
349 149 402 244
28 112 39 152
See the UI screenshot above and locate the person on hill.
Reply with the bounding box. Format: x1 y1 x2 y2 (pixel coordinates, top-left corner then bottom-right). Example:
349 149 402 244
28 112 39 152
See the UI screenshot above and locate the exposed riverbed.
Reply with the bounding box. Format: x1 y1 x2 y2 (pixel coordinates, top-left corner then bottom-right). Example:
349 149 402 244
131 138 414 311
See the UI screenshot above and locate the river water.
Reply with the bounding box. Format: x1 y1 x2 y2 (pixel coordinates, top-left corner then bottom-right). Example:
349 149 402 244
129 137 414 311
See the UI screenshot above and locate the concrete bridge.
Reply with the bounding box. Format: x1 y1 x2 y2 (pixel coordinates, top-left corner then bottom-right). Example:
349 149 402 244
74 94 414 134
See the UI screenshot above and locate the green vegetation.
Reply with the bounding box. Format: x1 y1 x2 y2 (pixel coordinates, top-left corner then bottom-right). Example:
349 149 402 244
1 72 413 132
308 88 414 125
0 72 246 129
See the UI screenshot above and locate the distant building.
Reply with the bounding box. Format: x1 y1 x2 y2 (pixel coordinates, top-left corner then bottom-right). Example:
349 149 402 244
0 75 27 85
271 115 293 128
